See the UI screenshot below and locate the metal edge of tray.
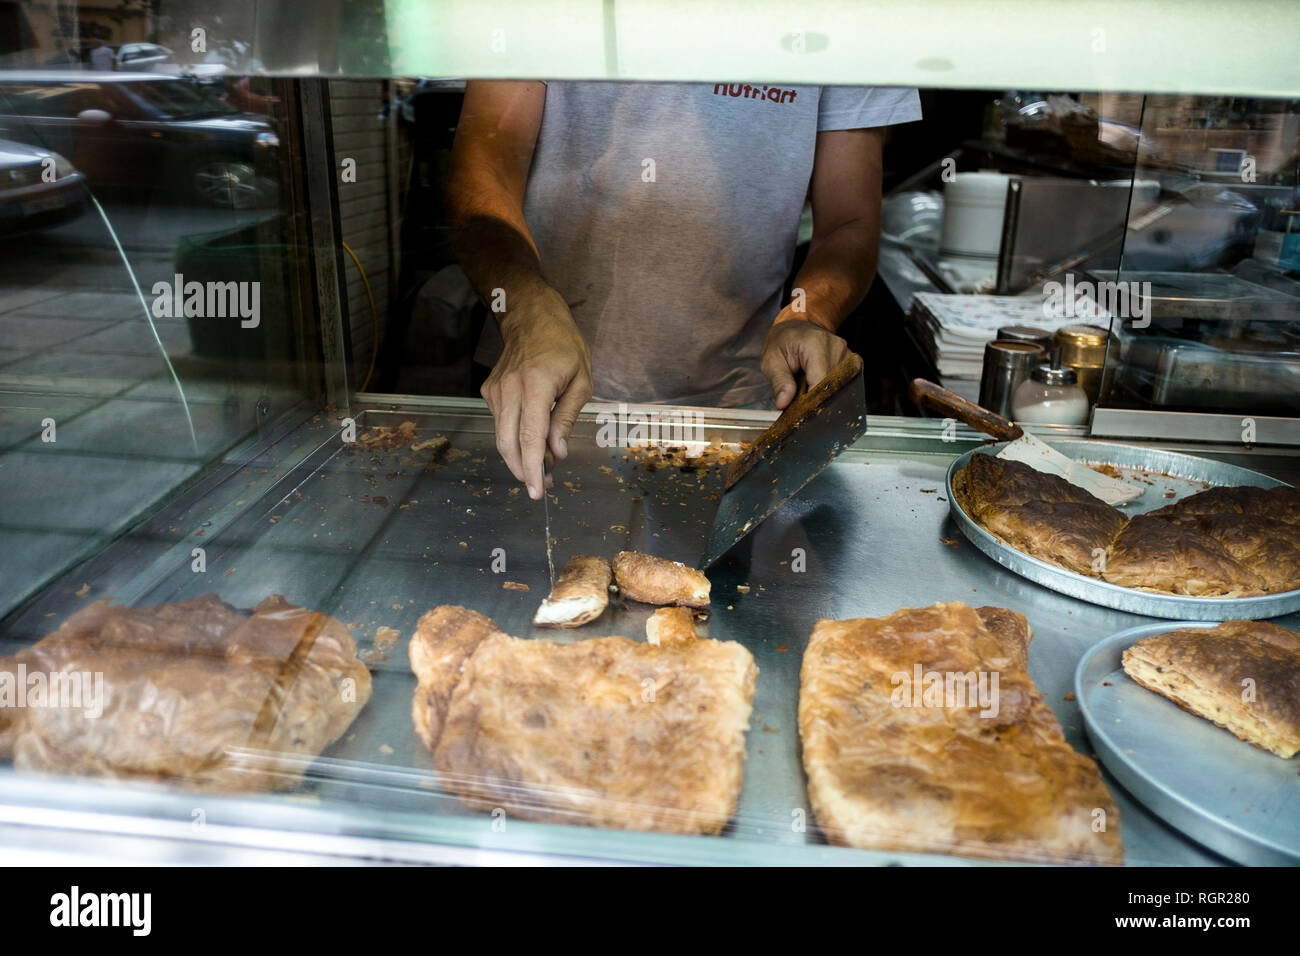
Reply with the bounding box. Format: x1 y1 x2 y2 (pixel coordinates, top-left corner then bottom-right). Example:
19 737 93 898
943 440 1300 621
1074 622 1300 866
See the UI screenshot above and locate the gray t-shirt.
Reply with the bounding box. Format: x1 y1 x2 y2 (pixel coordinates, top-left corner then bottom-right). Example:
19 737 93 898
475 81 922 406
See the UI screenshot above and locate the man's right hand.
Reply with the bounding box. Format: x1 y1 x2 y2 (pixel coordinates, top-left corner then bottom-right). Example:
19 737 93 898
480 284 593 500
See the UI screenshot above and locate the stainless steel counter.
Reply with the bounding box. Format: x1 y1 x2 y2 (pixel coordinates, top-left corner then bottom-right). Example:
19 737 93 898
3 397 1297 865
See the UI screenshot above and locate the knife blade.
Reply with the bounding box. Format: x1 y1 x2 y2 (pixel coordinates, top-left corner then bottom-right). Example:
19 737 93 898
543 449 556 589
700 351 866 568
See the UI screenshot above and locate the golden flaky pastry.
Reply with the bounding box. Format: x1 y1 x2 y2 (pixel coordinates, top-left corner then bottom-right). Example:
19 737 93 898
1122 620 1300 758
955 454 1300 597
0 595 371 792
408 605 755 834
799 603 1122 863
612 551 710 607
532 555 611 628
954 453 1125 576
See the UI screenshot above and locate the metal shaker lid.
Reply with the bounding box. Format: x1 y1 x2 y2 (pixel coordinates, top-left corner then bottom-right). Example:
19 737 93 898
1030 347 1080 385
997 325 1054 348
984 339 1045 368
1054 324 1112 368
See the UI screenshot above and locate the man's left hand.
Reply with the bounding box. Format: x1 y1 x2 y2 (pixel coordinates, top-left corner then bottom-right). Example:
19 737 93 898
760 313 851 410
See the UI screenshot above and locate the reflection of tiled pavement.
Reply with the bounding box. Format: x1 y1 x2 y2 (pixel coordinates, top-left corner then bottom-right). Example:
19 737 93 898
0 286 268 618
0 189 306 617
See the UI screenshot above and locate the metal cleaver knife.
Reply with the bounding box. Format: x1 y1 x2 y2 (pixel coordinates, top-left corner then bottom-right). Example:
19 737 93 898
701 351 866 568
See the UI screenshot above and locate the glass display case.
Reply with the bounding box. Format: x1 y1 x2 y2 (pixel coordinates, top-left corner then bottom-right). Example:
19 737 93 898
1090 95 1300 444
1 0 1298 867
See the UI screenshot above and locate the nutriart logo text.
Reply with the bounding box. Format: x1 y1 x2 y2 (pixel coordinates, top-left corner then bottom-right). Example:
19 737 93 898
713 83 799 103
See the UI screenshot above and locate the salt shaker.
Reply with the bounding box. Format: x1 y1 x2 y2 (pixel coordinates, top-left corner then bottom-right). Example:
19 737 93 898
1012 349 1090 426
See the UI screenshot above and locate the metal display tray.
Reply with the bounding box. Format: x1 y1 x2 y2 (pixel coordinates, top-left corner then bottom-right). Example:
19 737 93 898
945 439 1300 621
1075 621 1300 865
1115 335 1300 414
3 404 1282 865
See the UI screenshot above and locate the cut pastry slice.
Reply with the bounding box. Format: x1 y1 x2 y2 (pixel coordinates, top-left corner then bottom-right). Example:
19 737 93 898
533 555 611 628
799 602 1123 864
1122 620 1300 758
612 551 710 608
1102 513 1265 596
645 606 699 647
411 605 756 834
956 451 1112 515
1161 514 1300 594
1147 484 1300 526
954 454 1126 577
409 604 507 751
980 499 1127 577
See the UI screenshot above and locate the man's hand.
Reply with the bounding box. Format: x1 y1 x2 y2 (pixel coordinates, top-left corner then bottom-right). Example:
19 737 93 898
481 285 593 499
760 313 851 409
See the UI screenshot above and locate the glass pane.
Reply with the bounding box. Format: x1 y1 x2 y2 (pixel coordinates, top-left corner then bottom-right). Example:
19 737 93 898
0 69 318 619
1104 95 1300 417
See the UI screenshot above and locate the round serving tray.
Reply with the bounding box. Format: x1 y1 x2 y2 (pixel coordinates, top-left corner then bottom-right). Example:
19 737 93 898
1075 622 1300 865
945 440 1300 621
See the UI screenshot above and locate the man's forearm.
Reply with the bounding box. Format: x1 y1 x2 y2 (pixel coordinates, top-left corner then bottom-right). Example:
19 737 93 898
449 213 554 329
780 218 879 331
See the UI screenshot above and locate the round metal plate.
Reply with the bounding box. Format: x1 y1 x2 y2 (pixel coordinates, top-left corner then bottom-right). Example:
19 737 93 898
1075 622 1300 865
945 440 1300 620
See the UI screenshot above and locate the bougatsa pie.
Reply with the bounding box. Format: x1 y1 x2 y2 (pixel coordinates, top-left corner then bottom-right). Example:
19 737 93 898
954 453 1300 597
798 602 1122 863
0 595 372 791
1122 620 1300 758
409 604 755 834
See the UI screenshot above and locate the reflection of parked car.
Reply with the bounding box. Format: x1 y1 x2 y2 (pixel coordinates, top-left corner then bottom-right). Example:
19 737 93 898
0 137 87 236
115 42 172 71
0 72 278 208
115 43 229 83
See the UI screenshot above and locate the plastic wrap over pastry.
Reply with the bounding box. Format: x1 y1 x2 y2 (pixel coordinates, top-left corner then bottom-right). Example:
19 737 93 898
0 594 372 792
612 551 710 608
533 555 611 628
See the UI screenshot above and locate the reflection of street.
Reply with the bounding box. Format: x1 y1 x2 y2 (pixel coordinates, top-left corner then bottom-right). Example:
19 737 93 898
0 190 281 618
12 188 254 290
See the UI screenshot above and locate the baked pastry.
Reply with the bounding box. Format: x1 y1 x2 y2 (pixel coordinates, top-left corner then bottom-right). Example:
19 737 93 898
955 453 1300 596
1147 485 1300 526
645 606 698 646
532 555 611 628
1122 620 1300 758
1102 514 1264 597
799 602 1123 863
0 595 371 791
612 551 710 608
409 604 509 751
1153 514 1300 594
954 454 1125 576
409 605 755 834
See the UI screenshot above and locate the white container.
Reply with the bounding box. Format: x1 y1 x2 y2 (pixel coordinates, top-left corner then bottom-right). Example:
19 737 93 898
1012 362 1090 426
939 172 1014 271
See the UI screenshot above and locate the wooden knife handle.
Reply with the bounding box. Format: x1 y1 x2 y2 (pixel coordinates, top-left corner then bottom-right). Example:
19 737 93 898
908 378 1023 441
